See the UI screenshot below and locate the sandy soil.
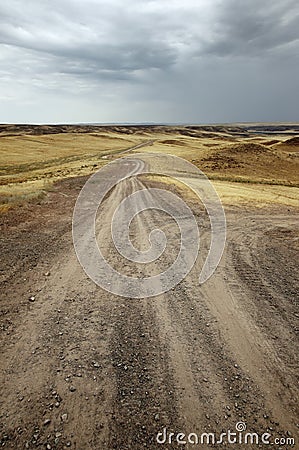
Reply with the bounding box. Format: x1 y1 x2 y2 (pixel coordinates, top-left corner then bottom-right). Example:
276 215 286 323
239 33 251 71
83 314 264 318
0 154 298 449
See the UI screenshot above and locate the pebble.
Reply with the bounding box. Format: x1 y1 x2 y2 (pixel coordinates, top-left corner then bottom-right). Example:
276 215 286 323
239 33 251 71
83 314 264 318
61 413 68 422
43 419 51 426
69 385 76 392
29 296 35 302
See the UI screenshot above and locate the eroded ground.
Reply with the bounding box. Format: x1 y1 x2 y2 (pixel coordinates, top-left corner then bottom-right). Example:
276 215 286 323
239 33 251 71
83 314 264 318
0 125 298 449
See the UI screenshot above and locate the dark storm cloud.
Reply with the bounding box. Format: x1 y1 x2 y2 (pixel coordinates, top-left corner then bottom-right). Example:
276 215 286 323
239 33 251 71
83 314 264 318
0 0 297 76
0 0 298 122
0 0 179 79
202 0 299 57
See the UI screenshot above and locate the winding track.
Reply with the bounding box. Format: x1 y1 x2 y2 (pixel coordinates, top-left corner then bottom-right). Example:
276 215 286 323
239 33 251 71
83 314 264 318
0 157 298 449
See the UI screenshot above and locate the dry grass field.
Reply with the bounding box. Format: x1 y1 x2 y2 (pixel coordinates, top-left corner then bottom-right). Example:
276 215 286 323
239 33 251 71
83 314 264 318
0 127 143 211
1 123 298 211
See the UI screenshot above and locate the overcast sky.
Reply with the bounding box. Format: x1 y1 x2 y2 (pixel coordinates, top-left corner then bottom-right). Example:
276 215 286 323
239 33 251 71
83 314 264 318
0 0 298 123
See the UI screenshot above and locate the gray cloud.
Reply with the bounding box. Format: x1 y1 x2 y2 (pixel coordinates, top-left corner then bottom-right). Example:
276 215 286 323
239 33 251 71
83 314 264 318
201 0 299 57
0 0 298 122
0 0 181 77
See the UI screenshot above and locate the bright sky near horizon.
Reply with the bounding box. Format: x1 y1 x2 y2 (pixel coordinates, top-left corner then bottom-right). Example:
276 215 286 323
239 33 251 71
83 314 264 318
0 0 298 123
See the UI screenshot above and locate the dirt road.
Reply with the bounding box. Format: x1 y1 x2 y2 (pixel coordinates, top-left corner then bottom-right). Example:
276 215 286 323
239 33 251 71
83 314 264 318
0 158 298 449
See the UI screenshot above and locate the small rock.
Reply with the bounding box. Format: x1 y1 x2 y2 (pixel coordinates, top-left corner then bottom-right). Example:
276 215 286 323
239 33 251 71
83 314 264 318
45 272 50 277
29 296 35 302
66 441 71 447
43 419 51 426
46 444 51 450
61 413 68 422
69 385 76 392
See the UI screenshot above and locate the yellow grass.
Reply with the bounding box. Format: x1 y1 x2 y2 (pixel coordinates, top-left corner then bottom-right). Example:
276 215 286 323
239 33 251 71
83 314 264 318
0 131 147 209
0 127 298 210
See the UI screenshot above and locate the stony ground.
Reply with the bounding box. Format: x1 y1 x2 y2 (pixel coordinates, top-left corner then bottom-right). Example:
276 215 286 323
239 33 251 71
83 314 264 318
0 169 298 449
